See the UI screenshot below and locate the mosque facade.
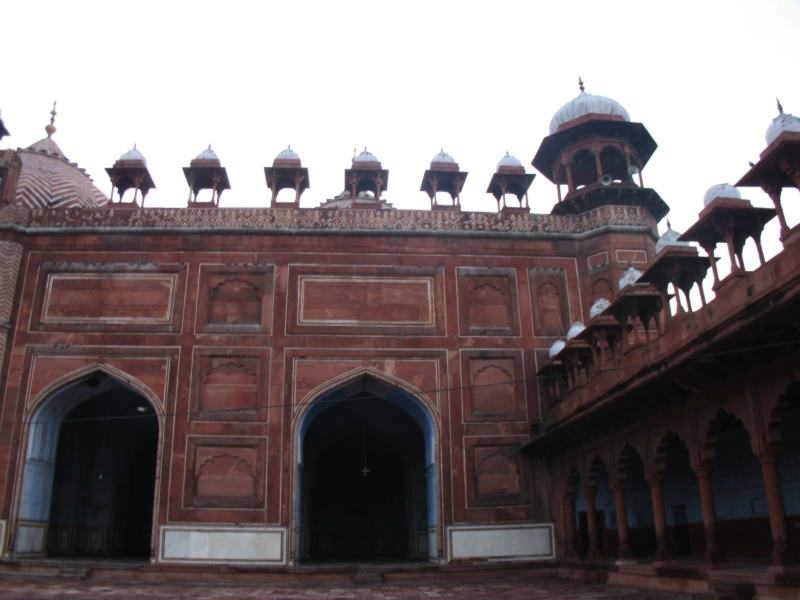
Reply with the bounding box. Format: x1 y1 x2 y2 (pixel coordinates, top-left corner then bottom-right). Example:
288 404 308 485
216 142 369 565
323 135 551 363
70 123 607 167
0 90 800 595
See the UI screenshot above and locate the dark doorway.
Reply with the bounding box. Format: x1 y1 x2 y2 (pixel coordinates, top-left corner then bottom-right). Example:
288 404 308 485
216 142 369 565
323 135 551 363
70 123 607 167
672 504 692 556
301 388 429 562
47 383 158 557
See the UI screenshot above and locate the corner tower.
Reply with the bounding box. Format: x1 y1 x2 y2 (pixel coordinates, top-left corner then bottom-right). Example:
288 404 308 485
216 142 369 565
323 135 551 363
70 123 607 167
532 79 668 221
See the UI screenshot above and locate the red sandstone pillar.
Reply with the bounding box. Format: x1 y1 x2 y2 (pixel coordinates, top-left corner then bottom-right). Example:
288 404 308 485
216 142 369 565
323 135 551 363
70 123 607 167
695 465 727 567
563 492 579 560
763 185 790 240
613 482 633 561
584 488 602 561
648 475 674 563
760 453 798 568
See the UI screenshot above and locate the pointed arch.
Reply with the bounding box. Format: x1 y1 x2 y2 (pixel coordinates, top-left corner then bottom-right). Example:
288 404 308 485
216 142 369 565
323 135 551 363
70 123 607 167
10 365 164 558
290 366 441 562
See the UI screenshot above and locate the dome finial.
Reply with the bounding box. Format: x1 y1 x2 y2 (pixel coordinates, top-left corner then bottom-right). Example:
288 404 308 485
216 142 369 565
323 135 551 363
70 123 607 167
777 98 784 115
666 218 672 231
578 76 585 93
45 101 57 137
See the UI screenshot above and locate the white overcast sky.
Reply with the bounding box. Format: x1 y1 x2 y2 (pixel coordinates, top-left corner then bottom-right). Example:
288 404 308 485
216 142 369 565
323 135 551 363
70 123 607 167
3 0 800 266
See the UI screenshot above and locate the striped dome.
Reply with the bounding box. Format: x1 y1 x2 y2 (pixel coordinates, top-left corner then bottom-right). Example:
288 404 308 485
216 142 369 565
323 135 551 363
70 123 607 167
14 137 108 209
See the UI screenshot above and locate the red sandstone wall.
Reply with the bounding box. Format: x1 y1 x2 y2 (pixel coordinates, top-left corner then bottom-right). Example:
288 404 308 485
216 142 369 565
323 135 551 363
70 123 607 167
0 227 657 545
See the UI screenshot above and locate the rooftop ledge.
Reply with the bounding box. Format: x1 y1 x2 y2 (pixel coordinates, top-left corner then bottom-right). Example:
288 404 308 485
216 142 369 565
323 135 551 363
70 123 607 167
0 204 658 240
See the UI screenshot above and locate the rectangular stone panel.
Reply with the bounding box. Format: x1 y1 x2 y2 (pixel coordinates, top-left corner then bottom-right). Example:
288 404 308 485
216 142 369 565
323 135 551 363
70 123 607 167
287 265 445 336
587 251 609 268
300 277 432 325
457 268 520 336
447 523 554 561
160 525 286 564
31 262 186 333
464 436 531 507
460 350 526 422
615 249 648 264
184 436 267 509
195 265 274 334
43 274 176 323
190 348 269 422
529 267 570 337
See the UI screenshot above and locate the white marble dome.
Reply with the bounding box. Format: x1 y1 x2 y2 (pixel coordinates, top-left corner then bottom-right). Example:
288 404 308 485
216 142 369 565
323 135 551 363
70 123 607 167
655 224 692 254
766 108 800 146
276 147 300 161
703 183 741 206
431 150 456 165
549 339 566 359
119 145 146 164
619 266 643 290
566 322 585 341
496 152 523 169
354 149 379 163
196 145 219 161
589 298 611 319
549 91 630 135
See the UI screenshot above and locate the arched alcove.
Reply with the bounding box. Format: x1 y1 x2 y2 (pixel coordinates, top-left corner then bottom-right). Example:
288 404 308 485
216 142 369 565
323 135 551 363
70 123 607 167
15 370 161 558
294 372 439 563
569 149 598 189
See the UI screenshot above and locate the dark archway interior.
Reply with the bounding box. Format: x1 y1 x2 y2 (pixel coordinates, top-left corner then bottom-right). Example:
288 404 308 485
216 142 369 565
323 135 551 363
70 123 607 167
301 391 428 562
48 382 158 557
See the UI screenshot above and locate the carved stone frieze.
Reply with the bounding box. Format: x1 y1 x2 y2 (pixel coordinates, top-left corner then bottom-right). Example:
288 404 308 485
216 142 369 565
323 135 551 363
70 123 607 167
19 205 655 236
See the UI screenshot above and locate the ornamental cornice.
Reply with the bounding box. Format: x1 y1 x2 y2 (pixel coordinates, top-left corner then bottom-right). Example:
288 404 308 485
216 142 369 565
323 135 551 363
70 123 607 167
1 205 657 238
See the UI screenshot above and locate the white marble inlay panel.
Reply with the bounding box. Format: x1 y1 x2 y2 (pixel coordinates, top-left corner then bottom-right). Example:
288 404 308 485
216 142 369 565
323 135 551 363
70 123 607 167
15 521 47 555
448 523 554 561
160 525 285 564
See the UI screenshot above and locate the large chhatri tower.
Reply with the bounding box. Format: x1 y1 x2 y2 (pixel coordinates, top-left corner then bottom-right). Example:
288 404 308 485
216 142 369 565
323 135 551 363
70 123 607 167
0 89 798 599
534 79 667 220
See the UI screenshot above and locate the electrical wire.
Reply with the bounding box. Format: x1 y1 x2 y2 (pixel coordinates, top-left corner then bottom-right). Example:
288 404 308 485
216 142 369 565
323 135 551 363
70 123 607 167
2 337 799 427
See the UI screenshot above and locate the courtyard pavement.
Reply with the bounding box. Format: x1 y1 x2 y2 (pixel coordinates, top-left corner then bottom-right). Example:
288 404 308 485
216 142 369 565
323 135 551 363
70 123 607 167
0 575 691 599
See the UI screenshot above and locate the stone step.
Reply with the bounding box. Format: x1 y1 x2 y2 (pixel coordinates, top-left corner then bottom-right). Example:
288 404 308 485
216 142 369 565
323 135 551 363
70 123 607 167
692 582 755 600
354 570 383 583
58 566 92 579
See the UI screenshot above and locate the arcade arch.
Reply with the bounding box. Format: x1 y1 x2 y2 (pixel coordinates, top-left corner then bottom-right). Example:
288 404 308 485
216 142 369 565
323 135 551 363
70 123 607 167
292 370 440 563
13 368 162 558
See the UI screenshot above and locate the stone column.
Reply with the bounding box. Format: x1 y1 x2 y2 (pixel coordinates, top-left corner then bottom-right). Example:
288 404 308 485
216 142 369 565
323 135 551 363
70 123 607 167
695 465 727 567
613 482 634 561
648 475 674 563
584 488 602 561
760 452 798 569
563 492 579 560
763 185 790 240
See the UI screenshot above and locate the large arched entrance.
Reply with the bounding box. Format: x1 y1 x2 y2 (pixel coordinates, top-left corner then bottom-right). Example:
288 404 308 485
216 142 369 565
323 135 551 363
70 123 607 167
295 372 438 563
15 371 160 559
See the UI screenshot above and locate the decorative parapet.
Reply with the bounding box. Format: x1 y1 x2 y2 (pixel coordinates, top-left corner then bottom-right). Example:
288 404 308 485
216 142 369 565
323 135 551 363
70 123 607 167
10 204 656 237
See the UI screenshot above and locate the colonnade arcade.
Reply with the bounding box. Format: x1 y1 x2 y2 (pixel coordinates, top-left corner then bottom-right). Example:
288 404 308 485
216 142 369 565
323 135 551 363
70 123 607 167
560 377 800 568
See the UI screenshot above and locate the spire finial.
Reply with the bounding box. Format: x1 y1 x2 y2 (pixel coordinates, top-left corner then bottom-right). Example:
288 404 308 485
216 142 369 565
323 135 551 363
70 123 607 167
45 101 57 137
666 219 672 231
777 98 784 115
578 77 585 93
288 143 291 149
